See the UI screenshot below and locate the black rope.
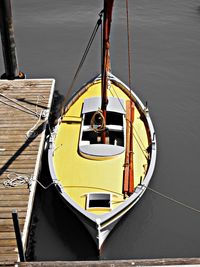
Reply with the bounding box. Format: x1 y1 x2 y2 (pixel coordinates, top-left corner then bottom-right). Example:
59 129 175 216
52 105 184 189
62 10 104 114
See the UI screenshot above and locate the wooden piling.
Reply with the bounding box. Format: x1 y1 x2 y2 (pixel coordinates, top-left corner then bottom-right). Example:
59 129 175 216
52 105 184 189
0 0 21 79
12 209 25 262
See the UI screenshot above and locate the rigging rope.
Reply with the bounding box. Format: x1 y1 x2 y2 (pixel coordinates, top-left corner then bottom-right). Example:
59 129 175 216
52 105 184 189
64 185 124 196
125 0 132 91
109 85 148 159
62 10 103 114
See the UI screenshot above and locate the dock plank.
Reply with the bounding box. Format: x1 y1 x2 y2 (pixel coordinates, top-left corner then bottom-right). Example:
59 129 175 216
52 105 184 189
0 239 17 247
0 79 55 265
0 194 29 201
0 212 27 219
0 188 29 194
17 258 200 267
0 248 17 254
0 232 15 240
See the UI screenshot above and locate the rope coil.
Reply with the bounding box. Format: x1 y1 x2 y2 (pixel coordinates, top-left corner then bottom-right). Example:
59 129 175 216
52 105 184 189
90 109 106 133
2 171 57 190
3 172 32 188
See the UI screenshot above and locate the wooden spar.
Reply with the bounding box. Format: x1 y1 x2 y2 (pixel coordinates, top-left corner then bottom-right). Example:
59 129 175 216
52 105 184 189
101 0 114 143
128 100 134 194
123 101 131 195
123 100 134 196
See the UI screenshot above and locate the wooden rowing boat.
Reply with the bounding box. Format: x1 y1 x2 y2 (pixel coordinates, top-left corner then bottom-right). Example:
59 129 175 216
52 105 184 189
48 0 157 251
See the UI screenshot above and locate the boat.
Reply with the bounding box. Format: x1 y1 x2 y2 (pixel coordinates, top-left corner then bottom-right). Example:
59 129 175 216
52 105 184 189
48 0 157 251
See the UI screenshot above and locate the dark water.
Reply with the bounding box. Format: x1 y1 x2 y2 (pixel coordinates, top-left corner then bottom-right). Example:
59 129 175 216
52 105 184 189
1 0 200 261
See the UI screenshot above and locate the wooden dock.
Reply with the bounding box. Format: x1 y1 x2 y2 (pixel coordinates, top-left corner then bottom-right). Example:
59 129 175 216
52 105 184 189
16 258 200 266
0 79 55 266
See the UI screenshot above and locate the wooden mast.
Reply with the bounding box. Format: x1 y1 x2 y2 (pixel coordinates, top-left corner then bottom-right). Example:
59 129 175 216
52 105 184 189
101 0 114 143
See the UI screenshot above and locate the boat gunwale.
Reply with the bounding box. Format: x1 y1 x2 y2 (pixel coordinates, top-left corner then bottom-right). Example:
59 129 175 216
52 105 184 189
48 73 157 226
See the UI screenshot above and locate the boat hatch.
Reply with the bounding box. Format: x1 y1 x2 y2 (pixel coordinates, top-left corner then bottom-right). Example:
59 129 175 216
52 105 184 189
82 96 126 114
79 97 126 158
86 193 112 210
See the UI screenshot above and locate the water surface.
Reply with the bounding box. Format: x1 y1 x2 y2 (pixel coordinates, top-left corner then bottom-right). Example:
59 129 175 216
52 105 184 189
1 0 200 261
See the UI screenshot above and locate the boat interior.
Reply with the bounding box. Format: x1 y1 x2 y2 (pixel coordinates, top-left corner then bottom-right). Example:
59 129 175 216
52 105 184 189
52 80 150 215
79 96 126 158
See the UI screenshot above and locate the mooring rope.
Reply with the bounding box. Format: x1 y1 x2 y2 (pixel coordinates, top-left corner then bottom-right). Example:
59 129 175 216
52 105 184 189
25 111 43 140
3 171 200 215
0 92 49 139
3 172 32 188
144 185 200 215
0 93 40 118
2 171 57 190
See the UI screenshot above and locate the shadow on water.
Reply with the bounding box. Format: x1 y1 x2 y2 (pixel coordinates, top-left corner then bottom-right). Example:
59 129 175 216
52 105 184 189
48 89 64 127
26 150 98 261
197 6 200 14
26 89 98 261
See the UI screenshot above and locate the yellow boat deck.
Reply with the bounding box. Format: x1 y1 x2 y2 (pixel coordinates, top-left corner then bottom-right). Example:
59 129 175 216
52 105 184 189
53 80 149 215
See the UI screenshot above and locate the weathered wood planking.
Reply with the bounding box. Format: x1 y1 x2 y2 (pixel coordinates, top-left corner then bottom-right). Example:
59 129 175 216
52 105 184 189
0 79 55 265
16 258 200 266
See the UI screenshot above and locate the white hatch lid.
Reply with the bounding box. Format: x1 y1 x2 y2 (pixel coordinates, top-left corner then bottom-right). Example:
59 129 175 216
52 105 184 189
79 144 125 157
82 97 125 114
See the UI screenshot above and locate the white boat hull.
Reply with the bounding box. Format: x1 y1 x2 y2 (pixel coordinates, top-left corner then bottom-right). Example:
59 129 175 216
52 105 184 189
48 74 157 250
